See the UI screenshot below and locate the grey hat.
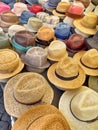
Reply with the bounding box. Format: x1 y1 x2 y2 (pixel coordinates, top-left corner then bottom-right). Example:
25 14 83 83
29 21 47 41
91 0 98 5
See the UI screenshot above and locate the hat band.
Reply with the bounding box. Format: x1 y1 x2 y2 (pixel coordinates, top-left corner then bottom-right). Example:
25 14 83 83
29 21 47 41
55 71 79 80
80 58 98 70
36 37 54 46
56 10 65 14
70 95 98 123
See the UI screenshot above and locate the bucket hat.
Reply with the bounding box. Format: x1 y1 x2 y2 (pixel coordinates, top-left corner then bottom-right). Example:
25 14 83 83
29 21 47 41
21 47 50 73
4 72 54 117
55 22 73 40
25 0 39 5
35 26 55 47
73 49 98 76
59 86 98 130
74 12 98 35
86 31 98 50
46 40 68 61
0 2 11 13
24 17 43 32
11 104 71 130
12 2 28 16
29 4 44 14
65 33 87 53
52 2 71 18
19 10 35 24
47 56 86 90
0 49 24 80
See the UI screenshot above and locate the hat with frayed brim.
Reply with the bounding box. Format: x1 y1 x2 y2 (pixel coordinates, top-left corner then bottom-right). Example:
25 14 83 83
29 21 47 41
59 86 98 130
73 49 98 76
47 62 86 90
4 72 54 118
12 104 71 130
88 76 98 92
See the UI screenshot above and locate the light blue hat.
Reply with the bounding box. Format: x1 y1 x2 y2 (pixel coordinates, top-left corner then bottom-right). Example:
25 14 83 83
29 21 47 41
25 0 39 5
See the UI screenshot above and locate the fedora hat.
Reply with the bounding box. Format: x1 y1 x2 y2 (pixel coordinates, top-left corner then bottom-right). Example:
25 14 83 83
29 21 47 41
0 2 10 13
47 56 86 90
11 104 71 130
45 0 61 9
52 2 71 18
19 10 35 24
29 4 44 14
24 17 43 32
35 26 55 47
65 33 87 53
59 86 98 130
55 22 73 40
86 31 98 50
0 49 24 80
73 49 98 76
46 40 68 61
21 47 50 73
4 72 54 118
25 0 39 5
74 12 98 35
36 12 49 22
63 16 74 27
12 2 28 16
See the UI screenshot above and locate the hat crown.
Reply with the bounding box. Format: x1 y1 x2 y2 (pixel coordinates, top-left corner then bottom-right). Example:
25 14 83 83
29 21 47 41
36 12 49 22
56 57 79 77
45 15 60 25
71 89 98 121
56 2 71 12
14 73 46 104
37 26 55 41
80 12 98 29
81 49 98 68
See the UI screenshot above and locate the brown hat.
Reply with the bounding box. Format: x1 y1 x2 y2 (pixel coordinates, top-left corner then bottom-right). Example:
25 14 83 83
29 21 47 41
73 49 98 76
4 72 54 118
75 0 91 8
65 33 87 53
0 49 24 80
12 104 71 130
47 56 86 90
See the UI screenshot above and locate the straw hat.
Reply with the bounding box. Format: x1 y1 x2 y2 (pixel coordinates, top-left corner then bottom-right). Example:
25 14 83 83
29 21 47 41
74 12 98 35
21 47 50 73
4 72 54 118
0 49 24 80
12 104 71 130
46 40 68 61
52 2 71 18
47 56 86 90
73 49 98 76
59 86 98 130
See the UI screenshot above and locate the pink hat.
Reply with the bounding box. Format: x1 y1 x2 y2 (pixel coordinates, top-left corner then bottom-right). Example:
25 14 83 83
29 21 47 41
0 2 10 14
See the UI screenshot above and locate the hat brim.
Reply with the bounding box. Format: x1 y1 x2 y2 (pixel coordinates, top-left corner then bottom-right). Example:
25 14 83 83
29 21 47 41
11 104 70 130
73 19 97 35
73 51 98 76
24 24 38 33
4 72 54 118
52 10 65 18
59 86 98 130
0 59 24 80
47 63 86 90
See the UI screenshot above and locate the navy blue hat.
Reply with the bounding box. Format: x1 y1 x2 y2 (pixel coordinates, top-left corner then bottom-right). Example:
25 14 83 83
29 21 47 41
55 22 73 40
3 0 15 4
19 11 35 24
25 0 39 5
45 0 61 9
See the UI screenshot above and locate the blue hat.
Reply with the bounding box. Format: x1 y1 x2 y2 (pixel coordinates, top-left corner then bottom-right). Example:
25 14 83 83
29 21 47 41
45 0 61 9
19 11 35 24
25 0 39 5
3 0 15 4
55 22 73 40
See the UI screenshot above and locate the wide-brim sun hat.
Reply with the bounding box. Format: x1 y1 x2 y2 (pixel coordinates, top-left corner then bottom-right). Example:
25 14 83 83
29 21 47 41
47 57 86 90
12 104 71 130
4 72 54 118
59 86 98 130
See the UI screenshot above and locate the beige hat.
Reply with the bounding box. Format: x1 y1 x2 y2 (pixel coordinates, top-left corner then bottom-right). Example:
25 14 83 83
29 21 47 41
12 104 71 130
4 72 54 118
24 17 43 32
46 40 68 61
47 56 86 90
59 86 98 130
74 12 98 35
0 49 24 80
84 2 95 14
73 49 98 76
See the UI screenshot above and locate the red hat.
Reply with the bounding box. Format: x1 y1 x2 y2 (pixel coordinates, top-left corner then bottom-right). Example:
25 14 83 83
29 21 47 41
29 4 44 14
